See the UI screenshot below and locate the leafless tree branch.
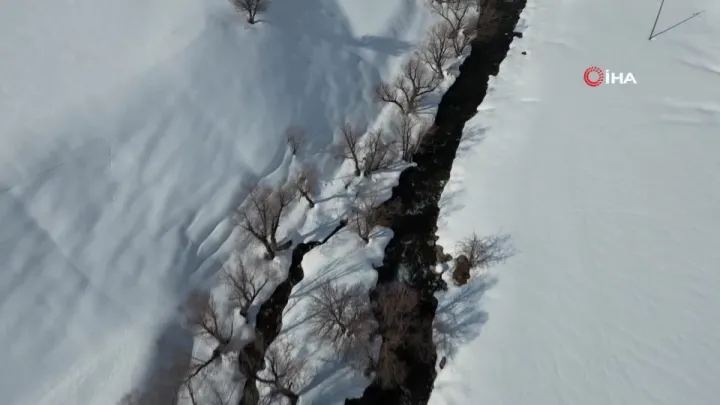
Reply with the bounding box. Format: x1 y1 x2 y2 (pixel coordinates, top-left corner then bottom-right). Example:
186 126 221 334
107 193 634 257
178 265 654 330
290 164 320 208
375 56 441 115
456 233 513 269
222 254 275 318
234 183 297 259
362 129 397 177
231 0 270 24
333 122 364 176
285 126 306 156
419 22 454 77
256 338 310 405
388 112 431 161
307 282 376 350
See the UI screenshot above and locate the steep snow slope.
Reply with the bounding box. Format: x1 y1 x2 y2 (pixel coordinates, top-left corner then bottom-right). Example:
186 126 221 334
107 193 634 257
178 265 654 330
432 0 720 404
0 1 433 404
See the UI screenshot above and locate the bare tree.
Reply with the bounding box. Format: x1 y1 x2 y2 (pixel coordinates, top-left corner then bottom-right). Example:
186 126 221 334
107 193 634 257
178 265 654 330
376 56 441 115
419 22 454 77
333 122 364 176
456 233 513 269
256 338 310 405
222 254 274 318
430 0 473 34
182 289 234 347
307 283 375 345
290 164 320 208
234 183 297 259
285 126 306 155
389 112 431 161
347 197 394 243
306 282 379 376
361 129 396 177
231 0 270 24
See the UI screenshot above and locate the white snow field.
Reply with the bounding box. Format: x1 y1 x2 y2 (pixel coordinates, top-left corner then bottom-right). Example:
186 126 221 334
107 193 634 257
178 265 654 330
0 0 434 404
432 0 720 405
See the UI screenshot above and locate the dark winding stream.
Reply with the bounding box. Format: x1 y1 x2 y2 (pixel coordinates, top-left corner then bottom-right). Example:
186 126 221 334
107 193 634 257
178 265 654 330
346 1 527 404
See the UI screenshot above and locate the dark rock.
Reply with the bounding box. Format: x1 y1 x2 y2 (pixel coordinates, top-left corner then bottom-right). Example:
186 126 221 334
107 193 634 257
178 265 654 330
453 255 472 286
439 356 447 370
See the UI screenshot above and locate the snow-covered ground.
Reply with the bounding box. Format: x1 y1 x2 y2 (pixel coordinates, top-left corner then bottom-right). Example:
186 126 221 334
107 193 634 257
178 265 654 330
433 1 720 404
0 1 434 404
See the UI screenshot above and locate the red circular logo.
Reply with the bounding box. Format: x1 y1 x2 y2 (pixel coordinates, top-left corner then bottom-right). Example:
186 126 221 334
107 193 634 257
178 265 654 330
584 66 604 87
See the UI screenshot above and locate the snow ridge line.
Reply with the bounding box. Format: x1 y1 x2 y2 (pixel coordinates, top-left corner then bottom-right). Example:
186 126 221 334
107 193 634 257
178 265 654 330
345 1 528 404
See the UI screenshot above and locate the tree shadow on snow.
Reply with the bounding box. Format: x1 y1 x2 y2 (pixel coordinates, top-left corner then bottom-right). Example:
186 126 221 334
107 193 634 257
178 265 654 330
434 275 498 363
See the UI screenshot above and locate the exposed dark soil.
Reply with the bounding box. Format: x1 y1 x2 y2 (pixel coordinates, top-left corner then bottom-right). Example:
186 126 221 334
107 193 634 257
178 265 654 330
345 1 527 404
239 221 346 405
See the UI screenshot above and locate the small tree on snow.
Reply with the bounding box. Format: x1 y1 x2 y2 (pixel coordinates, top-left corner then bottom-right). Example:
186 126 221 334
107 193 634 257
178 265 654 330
222 254 275 318
234 183 297 260
290 164 320 208
285 126 306 155
389 112 430 161
361 129 396 177
307 282 378 374
182 289 234 346
231 0 270 24
333 121 364 176
376 56 441 115
450 16 477 56
419 22 454 77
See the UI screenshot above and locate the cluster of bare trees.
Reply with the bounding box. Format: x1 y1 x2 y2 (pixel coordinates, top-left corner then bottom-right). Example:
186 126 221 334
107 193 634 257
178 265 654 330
231 0 270 24
429 0 479 58
376 57 441 116
222 254 276 318
364 0 482 166
118 250 304 405
374 0 481 118
333 115 431 176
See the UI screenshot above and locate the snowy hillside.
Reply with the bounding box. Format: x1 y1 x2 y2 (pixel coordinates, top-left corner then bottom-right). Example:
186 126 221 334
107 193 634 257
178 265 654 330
433 0 720 405
0 1 434 404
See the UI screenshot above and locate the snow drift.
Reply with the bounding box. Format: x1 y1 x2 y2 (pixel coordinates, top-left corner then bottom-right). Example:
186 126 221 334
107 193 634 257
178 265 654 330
0 0 433 404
